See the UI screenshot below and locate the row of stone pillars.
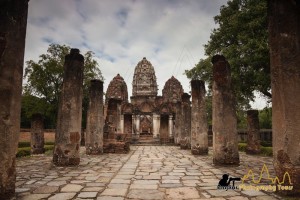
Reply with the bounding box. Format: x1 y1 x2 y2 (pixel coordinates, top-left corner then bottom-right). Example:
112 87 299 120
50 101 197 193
52 49 105 166
192 56 261 162
29 53 262 161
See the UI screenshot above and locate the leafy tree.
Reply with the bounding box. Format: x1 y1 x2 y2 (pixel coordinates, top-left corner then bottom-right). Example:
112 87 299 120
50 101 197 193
259 107 272 129
185 0 270 109
205 94 212 126
20 94 55 128
204 93 250 129
23 44 104 128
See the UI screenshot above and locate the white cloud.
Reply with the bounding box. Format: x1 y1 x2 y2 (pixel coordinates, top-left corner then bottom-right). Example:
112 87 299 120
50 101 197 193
25 0 228 99
250 92 271 110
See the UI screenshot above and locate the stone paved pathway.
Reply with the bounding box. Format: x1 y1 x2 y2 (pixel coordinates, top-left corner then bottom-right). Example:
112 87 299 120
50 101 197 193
15 146 285 200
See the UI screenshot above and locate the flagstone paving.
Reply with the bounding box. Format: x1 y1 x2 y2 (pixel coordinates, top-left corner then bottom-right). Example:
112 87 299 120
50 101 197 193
15 146 286 200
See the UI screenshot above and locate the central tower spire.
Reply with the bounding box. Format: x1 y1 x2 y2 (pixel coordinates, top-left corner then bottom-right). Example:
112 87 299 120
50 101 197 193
132 57 158 97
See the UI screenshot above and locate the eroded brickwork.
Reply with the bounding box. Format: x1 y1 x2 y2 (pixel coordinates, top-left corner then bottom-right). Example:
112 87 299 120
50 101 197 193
132 57 158 96
162 76 184 103
106 74 128 103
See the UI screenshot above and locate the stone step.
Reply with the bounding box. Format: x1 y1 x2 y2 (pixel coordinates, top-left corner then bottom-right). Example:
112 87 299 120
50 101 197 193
139 138 154 141
139 137 155 141
131 135 175 146
138 139 158 143
139 135 153 138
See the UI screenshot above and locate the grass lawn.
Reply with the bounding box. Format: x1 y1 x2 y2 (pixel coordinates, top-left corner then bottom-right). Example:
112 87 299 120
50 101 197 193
17 132 55 157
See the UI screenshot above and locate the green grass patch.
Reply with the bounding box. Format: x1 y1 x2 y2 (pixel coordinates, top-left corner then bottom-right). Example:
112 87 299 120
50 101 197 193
16 147 31 157
260 146 273 156
44 150 53 156
238 143 247 151
44 145 54 156
260 141 272 147
18 141 54 148
44 145 54 151
45 141 54 145
238 143 272 156
16 145 54 158
18 141 30 148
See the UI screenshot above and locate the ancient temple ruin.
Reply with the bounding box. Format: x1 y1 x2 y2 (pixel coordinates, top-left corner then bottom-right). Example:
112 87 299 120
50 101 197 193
104 57 190 144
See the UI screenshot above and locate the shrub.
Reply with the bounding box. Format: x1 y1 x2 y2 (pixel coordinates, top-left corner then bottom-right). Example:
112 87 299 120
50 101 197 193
45 141 54 146
238 143 247 152
260 141 272 147
16 147 31 157
261 146 273 156
18 142 30 148
16 145 54 158
44 145 54 151
44 145 54 156
18 141 54 147
238 143 273 157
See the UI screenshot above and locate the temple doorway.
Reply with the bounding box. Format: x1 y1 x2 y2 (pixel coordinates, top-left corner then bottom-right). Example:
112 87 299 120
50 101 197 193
124 114 132 136
159 115 169 143
140 115 152 135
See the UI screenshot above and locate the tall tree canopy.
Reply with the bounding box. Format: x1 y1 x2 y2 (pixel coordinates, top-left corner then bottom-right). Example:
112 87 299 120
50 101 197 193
22 44 104 128
185 0 270 109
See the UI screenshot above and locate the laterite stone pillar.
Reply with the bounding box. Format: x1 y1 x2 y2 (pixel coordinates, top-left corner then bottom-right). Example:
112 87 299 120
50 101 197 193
86 80 104 155
212 55 239 165
246 110 261 154
191 80 208 155
168 115 173 142
152 114 160 139
53 49 84 166
180 93 191 149
0 0 29 198
31 113 45 154
174 102 182 144
269 0 300 195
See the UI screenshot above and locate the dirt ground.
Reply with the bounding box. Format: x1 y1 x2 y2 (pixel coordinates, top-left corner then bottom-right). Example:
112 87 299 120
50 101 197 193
19 132 55 142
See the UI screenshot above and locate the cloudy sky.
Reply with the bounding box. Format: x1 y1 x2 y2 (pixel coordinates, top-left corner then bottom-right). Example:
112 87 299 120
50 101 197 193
24 0 266 108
